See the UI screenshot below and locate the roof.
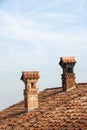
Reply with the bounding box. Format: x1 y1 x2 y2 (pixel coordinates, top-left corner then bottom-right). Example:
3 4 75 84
60 56 76 63
0 83 87 130
21 71 40 80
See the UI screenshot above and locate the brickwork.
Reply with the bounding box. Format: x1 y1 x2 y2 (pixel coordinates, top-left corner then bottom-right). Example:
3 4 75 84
61 73 76 91
21 71 40 112
59 56 76 91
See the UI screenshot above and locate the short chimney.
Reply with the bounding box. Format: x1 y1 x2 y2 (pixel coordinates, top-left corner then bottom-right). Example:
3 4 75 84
59 56 76 91
21 71 40 112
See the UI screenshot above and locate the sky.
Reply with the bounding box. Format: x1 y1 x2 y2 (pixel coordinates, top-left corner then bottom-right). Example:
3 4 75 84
0 0 87 111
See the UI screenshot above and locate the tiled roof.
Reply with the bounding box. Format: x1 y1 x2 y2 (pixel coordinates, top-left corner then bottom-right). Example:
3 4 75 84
21 71 40 80
60 56 76 63
0 84 87 130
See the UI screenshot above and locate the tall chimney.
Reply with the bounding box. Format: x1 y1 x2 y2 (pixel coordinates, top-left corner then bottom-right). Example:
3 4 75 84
59 56 76 91
21 71 40 112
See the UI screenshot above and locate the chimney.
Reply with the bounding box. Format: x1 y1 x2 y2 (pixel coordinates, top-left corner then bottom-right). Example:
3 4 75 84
21 71 40 112
59 56 76 91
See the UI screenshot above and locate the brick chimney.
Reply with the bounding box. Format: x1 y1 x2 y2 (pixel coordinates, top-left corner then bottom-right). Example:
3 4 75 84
21 71 40 112
59 56 76 91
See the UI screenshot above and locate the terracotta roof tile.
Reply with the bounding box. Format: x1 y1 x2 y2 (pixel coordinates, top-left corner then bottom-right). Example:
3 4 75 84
21 71 40 80
60 56 76 63
0 83 87 129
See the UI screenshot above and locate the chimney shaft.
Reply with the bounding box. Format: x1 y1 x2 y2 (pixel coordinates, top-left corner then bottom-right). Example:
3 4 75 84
59 56 76 91
21 71 40 112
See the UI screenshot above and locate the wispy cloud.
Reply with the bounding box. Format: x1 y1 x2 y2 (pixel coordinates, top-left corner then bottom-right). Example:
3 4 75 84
25 0 67 15
0 8 87 44
38 12 79 24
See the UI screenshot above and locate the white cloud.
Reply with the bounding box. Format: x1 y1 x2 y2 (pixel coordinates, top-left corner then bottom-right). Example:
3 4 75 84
26 0 67 15
40 12 79 23
0 1 87 81
0 9 87 45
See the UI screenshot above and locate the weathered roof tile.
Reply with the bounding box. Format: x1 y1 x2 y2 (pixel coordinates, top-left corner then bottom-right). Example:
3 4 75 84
0 83 87 129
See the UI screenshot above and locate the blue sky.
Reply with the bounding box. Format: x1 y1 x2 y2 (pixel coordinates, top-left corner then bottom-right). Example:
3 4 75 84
0 0 87 110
